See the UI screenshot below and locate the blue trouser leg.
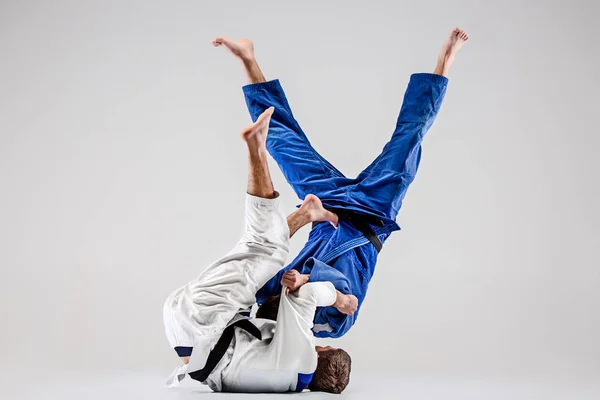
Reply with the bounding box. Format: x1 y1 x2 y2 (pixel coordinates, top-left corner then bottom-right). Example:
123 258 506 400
350 73 448 220
243 80 354 201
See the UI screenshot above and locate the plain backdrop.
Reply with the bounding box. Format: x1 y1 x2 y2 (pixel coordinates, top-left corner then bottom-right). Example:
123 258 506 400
1 0 599 398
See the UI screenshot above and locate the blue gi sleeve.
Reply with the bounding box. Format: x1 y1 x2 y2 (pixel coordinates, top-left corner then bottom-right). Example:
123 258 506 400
304 258 351 295
314 307 355 338
302 258 356 338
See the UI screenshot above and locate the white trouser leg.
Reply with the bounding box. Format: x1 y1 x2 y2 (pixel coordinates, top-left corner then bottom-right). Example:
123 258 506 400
164 194 289 348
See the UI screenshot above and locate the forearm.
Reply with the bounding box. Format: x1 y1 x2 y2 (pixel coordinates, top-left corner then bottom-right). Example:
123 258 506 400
332 291 358 315
333 291 346 310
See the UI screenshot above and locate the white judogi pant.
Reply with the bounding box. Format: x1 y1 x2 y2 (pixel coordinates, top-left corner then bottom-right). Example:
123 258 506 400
163 194 289 386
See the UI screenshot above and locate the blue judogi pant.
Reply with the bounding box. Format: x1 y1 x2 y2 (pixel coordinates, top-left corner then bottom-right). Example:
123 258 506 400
243 73 448 338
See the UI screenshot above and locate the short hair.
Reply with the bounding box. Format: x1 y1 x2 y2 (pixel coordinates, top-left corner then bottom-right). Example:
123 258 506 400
256 294 281 321
308 349 352 394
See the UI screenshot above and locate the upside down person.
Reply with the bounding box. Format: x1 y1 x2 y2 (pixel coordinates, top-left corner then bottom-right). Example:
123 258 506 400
211 28 469 337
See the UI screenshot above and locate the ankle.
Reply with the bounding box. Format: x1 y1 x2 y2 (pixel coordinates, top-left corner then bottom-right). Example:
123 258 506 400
287 210 310 235
241 56 257 67
247 144 268 159
300 208 314 225
440 52 455 66
294 207 314 228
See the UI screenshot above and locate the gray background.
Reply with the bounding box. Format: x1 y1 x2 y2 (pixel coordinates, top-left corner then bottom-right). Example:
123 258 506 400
1 0 599 398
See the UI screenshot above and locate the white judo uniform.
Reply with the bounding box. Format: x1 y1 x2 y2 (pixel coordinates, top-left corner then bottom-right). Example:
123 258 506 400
163 194 337 392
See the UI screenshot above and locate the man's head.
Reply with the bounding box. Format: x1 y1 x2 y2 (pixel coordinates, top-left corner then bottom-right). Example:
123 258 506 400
255 295 280 320
309 346 351 394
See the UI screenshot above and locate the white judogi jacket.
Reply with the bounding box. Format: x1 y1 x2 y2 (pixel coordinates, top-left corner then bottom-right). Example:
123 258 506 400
219 282 336 392
163 194 337 392
167 282 336 392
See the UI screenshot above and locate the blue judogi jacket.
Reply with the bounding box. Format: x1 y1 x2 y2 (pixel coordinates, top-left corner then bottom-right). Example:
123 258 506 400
256 213 400 338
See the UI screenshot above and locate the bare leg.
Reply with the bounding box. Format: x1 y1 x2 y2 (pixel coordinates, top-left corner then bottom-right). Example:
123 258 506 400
241 107 276 198
241 107 338 237
212 36 266 84
434 28 469 77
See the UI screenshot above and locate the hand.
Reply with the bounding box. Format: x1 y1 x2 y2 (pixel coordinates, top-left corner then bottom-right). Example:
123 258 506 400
281 270 309 293
333 292 358 315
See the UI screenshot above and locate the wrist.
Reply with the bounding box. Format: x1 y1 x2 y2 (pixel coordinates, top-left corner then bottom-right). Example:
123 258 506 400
301 274 310 286
334 291 345 309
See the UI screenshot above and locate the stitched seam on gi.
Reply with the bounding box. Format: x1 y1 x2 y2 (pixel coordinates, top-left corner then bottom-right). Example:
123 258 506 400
321 237 370 264
320 224 395 264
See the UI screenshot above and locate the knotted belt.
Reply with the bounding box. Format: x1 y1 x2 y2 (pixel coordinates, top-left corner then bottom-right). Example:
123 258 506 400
313 208 385 253
188 319 262 383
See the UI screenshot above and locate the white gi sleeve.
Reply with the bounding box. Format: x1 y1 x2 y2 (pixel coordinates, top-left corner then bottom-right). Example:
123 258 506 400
292 282 337 307
284 281 337 326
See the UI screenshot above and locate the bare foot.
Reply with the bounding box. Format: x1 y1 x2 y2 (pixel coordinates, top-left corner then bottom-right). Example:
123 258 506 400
439 27 469 64
299 194 339 228
435 28 469 76
240 107 274 152
212 36 255 61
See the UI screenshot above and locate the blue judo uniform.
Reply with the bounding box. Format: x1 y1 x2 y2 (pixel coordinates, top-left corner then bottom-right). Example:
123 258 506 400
243 73 448 338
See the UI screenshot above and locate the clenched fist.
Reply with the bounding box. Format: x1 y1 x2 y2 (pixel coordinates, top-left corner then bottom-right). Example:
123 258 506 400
281 270 309 292
333 292 358 315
